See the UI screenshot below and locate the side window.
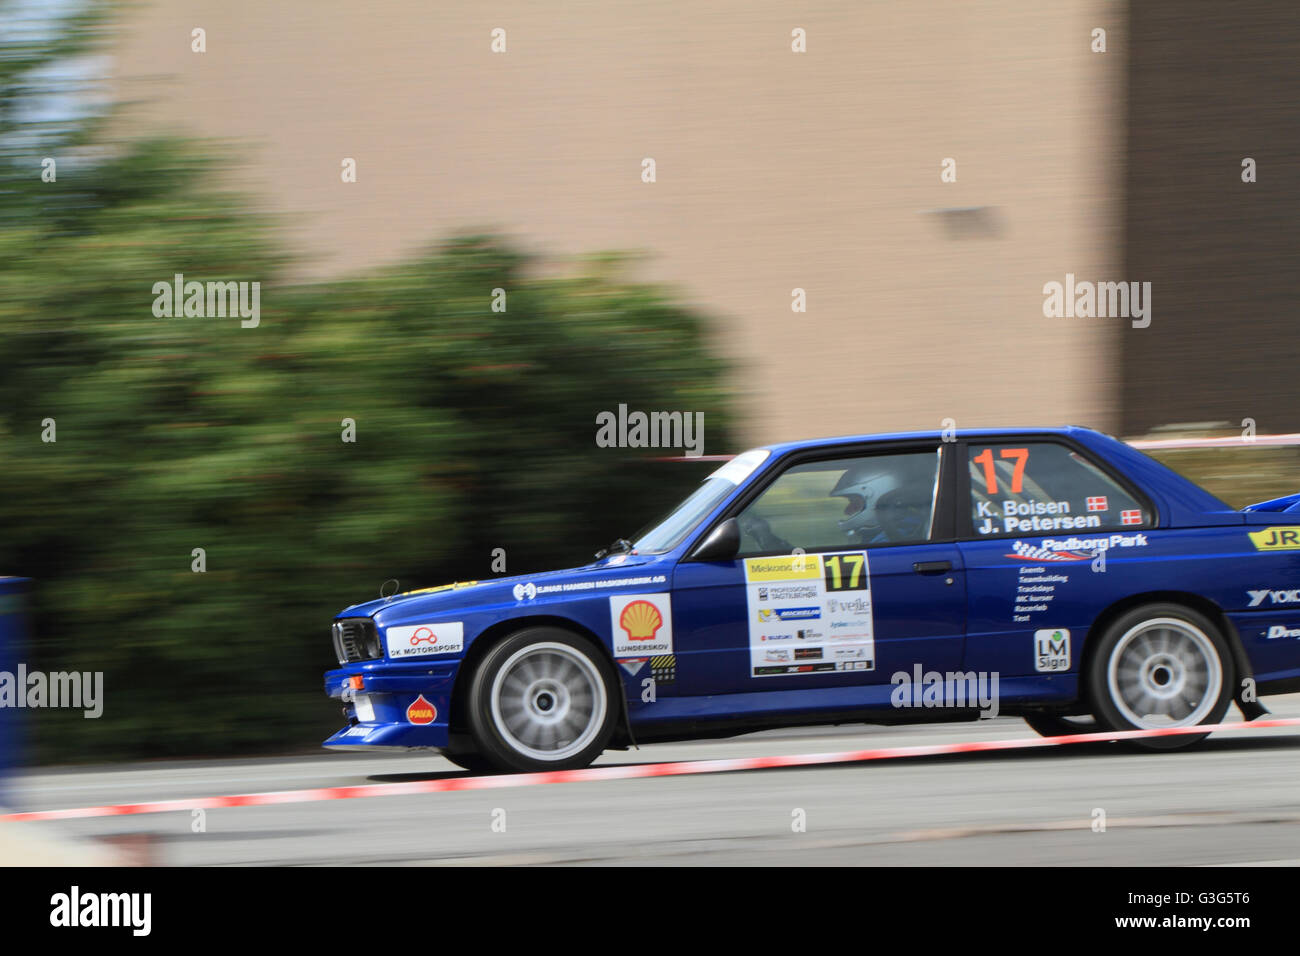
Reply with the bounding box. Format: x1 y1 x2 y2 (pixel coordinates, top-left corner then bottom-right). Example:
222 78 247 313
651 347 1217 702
736 449 941 556
967 441 1149 537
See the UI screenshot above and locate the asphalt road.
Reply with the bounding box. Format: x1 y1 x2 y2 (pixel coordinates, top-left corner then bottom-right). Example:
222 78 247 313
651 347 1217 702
10 696 1300 866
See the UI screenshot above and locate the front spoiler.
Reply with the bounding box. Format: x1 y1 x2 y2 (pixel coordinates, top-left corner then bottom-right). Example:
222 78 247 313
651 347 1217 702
323 661 458 750
323 723 449 750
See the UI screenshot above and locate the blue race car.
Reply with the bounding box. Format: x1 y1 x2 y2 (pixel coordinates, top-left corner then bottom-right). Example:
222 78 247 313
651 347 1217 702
323 426 1300 773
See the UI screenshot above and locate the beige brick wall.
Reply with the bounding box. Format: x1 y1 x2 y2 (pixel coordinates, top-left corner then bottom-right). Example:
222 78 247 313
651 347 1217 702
113 0 1123 445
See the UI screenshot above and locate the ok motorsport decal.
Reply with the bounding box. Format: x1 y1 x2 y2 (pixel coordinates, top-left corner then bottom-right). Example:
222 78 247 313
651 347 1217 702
610 594 673 657
385 621 465 659
744 553 874 677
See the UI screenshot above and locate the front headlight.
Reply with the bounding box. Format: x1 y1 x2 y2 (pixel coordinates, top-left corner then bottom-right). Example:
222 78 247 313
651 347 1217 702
331 618 381 663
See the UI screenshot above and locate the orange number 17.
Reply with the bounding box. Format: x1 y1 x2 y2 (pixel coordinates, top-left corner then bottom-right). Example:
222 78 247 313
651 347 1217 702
972 447 1029 495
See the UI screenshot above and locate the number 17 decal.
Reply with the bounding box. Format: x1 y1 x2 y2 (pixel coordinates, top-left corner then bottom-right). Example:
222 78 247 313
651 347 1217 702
824 553 867 591
973 447 1029 495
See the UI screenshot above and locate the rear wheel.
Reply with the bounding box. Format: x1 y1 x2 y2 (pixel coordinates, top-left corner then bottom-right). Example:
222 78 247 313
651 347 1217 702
466 627 618 773
1086 603 1234 750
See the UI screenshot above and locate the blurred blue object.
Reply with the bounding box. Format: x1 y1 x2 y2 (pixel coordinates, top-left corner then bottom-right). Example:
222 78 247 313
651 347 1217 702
0 578 29 794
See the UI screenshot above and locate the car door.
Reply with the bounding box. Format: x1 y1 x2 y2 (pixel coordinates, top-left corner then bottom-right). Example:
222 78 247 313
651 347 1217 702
671 442 967 696
955 436 1157 679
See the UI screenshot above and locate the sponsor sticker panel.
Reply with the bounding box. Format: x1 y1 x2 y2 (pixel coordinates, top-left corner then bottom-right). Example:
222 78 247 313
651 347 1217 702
744 552 875 677
517 574 669 602
385 622 465 659
1248 527 1300 551
649 654 676 684
1034 628 1071 672
610 593 674 656
1243 589 1300 640
406 694 437 725
1247 588 1300 608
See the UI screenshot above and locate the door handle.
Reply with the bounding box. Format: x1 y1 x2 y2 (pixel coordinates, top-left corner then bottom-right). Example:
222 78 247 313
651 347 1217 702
913 560 952 574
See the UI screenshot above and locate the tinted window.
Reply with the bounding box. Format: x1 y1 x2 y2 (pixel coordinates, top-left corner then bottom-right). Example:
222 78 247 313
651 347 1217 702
736 449 941 556
967 441 1148 537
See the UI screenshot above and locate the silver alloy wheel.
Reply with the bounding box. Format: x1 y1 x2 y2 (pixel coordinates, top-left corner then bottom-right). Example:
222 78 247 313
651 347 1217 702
1106 617 1222 729
488 641 608 762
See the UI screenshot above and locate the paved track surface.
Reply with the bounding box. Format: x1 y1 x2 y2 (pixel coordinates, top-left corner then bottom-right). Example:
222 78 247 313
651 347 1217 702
11 696 1300 865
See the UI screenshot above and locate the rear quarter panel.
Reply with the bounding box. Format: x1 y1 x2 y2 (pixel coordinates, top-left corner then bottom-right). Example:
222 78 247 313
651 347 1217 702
961 523 1300 687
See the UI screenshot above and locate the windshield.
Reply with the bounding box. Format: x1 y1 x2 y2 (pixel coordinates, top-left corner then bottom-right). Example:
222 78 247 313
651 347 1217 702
630 449 770 553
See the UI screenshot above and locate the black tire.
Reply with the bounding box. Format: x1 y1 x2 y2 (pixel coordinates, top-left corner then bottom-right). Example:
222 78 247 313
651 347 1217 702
465 627 619 773
440 746 496 774
1085 603 1235 751
1023 713 1099 739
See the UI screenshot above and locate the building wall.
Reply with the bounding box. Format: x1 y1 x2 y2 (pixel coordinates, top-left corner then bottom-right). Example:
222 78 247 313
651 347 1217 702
1123 0 1300 436
113 0 1123 445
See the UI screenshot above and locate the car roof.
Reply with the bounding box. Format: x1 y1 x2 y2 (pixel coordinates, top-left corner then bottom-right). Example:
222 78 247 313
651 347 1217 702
757 425 1101 457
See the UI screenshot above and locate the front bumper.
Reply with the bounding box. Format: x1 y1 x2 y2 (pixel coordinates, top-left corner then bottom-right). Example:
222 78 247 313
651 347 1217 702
323 660 459 750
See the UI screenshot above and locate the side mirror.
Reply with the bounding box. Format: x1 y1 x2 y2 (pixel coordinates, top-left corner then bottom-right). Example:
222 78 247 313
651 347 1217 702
688 517 740 562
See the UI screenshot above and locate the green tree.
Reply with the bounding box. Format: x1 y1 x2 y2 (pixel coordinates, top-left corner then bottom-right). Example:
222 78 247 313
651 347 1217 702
0 3 735 761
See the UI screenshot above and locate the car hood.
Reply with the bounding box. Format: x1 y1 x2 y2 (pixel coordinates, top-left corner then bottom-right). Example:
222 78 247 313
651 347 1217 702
336 553 668 620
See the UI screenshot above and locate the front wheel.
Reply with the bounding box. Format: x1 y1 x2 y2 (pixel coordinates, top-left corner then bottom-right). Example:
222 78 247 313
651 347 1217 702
1086 603 1234 751
440 744 496 774
466 627 618 773
1023 713 1099 739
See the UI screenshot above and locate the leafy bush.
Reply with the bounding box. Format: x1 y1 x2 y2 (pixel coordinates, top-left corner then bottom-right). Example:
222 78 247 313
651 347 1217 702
1 87 735 760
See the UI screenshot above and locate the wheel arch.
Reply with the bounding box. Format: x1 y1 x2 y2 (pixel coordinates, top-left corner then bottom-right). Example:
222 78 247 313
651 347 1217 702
1079 590 1251 710
448 614 633 746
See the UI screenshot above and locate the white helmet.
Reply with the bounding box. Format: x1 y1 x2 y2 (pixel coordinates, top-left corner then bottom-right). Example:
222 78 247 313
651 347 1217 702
831 465 931 542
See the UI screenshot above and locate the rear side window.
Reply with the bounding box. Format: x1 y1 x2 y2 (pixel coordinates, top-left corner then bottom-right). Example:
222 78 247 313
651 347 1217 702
967 441 1149 537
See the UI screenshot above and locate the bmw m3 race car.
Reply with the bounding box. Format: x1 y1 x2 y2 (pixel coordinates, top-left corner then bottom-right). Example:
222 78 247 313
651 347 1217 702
323 426 1300 773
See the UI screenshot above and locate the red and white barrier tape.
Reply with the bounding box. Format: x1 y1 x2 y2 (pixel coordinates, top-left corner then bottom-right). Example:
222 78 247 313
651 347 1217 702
6 716 1300 823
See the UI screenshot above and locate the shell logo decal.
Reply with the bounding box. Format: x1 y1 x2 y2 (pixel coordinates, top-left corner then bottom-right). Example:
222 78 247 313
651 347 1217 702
406 694 437 725
610 594 673 656
619 599 663 641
